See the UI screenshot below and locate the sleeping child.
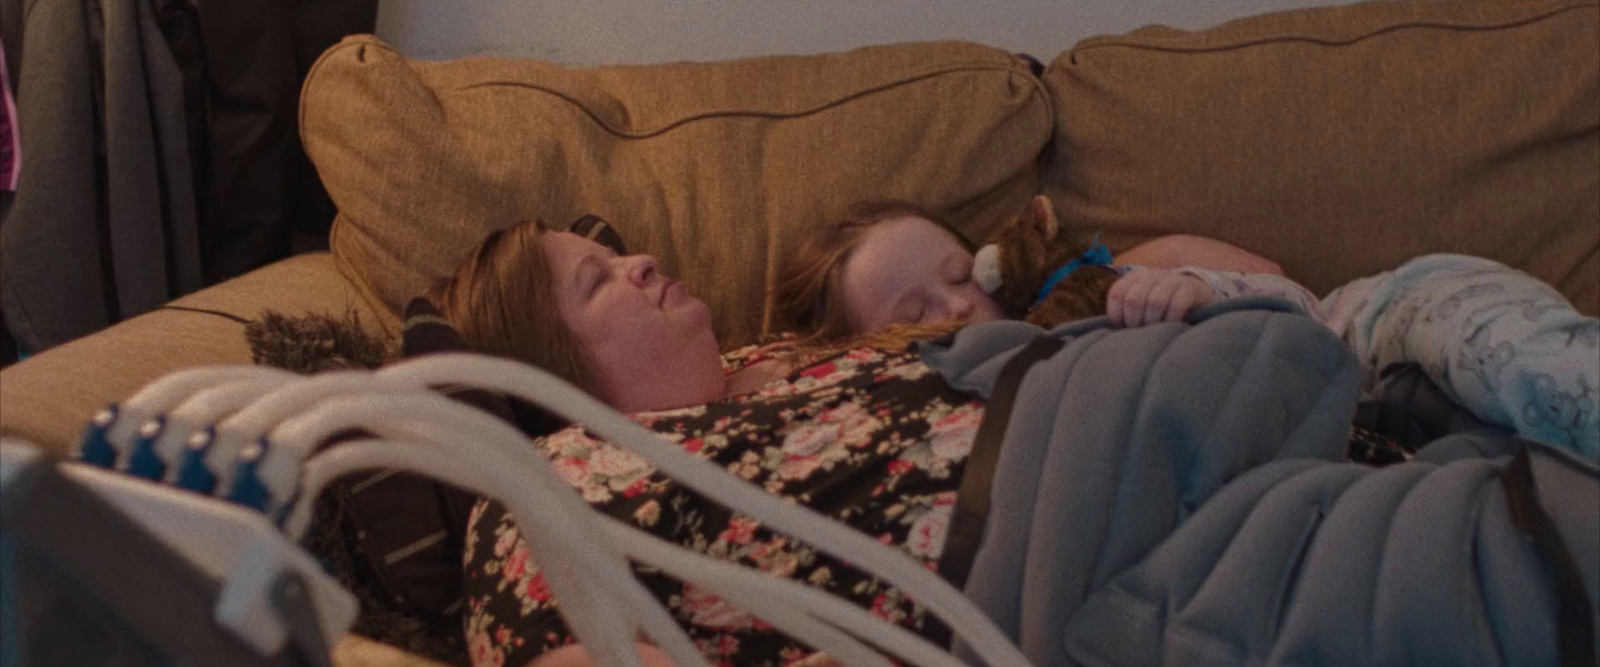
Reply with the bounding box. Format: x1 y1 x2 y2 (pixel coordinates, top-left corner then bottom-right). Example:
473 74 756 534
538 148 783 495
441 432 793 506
773 195 1599 459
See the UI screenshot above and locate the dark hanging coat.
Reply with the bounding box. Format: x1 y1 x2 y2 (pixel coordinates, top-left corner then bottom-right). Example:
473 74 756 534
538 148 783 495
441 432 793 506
0 0 202 353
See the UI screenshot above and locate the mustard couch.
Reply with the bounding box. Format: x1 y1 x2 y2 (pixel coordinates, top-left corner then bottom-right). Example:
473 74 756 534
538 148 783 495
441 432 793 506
2 0 1595 663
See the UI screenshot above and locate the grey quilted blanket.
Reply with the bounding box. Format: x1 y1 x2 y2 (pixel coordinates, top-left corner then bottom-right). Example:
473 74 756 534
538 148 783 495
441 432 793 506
918 301 1598 667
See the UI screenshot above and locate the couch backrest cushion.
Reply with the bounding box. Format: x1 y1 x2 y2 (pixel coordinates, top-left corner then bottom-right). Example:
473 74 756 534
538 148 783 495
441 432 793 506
301 36 1053 347
1042 0 1599 314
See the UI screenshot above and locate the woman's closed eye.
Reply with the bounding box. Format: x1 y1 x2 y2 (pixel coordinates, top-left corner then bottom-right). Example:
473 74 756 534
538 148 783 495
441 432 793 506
577 257 610 300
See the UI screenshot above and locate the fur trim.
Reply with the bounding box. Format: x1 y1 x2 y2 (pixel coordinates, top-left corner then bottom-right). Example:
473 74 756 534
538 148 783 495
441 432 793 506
245 310 395 373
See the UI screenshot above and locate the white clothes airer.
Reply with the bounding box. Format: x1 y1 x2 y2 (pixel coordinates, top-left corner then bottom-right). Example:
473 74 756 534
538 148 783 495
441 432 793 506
37 351 1034 667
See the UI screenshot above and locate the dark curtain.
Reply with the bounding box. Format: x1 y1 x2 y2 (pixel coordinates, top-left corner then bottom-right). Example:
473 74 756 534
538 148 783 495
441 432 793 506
0 0 377 360
188 0 378 283
0 0 203 354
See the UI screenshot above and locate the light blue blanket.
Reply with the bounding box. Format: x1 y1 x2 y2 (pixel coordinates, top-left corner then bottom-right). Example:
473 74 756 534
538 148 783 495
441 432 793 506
919 301 1598 666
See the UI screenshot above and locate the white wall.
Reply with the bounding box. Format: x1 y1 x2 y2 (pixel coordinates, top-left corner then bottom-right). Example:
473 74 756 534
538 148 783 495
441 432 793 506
375 0 1351 65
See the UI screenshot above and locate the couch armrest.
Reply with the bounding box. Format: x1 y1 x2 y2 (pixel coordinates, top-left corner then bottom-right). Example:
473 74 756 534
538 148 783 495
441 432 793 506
0 253 391 455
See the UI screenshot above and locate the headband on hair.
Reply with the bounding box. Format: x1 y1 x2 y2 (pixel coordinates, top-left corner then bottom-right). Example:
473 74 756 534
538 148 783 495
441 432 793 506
569 215 628 255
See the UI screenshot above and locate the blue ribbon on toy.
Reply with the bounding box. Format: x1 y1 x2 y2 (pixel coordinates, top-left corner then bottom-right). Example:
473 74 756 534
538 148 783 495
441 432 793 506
1032 241 1114 309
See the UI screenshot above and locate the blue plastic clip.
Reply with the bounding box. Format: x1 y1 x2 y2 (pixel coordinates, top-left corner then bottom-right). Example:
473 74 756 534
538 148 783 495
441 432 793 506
126 417 168 480
176 427 219 494
226 438 272 512
77 405 120 468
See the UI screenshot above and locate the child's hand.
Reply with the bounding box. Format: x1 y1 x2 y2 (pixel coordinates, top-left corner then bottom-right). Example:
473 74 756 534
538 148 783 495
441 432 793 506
1106 269 1214 328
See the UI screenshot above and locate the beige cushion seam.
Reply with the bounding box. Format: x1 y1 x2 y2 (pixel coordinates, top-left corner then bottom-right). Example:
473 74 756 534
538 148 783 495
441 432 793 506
1071 3 1596 58
456 63 1043 138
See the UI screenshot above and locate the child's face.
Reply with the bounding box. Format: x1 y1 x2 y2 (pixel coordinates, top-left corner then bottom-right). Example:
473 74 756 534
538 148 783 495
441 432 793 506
837 215 1005 334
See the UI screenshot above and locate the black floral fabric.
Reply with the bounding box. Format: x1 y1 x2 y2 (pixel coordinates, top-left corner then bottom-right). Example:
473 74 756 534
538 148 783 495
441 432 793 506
1345 425 1416 466
462 342 986 666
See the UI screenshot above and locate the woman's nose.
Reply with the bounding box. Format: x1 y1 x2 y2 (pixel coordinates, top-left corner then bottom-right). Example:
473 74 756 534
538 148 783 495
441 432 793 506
618 254 660 286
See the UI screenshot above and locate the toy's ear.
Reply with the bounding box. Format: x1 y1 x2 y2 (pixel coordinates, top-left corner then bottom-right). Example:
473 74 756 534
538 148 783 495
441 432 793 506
1029 194 1059 237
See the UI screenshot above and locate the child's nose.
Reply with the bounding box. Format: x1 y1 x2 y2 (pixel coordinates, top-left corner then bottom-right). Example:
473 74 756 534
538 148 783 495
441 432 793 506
948 294 974 320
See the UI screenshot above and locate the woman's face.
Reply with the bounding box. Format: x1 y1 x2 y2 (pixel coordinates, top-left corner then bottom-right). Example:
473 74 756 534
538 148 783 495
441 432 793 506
837 215 1005 334
541 232 725 411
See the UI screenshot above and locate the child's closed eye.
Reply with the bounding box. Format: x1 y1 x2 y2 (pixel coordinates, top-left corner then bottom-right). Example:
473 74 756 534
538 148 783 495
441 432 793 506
895 302 927 324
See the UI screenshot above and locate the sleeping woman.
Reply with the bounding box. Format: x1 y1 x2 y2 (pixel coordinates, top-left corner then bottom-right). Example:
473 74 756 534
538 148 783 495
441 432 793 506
434 218 1002 666
772 200 1600 461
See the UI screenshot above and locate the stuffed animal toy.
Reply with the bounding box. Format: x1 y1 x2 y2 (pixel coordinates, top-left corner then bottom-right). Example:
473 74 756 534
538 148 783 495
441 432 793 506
972 195 1122 328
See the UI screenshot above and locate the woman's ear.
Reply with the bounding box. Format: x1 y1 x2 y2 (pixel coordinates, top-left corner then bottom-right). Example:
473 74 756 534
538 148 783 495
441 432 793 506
1029 194 1059 237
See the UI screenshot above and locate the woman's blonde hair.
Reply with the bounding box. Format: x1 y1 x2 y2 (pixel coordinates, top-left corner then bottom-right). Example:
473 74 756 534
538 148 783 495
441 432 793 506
772 201 975 346
430 219 591 390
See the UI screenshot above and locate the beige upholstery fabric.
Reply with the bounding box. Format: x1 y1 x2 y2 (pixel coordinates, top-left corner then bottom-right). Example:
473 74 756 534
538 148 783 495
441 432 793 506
301 36 1053 347
333 635 450 667
1043 0 1599 314
0 253 378 453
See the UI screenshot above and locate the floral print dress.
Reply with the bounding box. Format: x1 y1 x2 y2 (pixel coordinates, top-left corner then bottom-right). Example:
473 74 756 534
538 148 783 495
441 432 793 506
462 343 986 667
